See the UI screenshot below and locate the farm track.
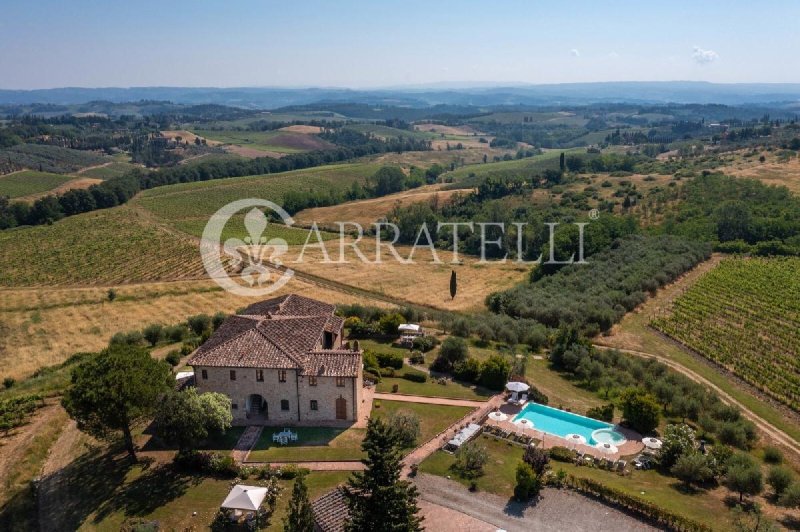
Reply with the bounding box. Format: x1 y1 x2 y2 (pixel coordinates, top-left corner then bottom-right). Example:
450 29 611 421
592 343 800 458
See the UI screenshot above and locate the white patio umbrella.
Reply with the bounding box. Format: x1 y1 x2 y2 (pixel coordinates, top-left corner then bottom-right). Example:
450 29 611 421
513 418 533 434
642 437 663 450
221 485 269 512
595 442 619 455
565 433 587 446
506 382 530 393
488 411 508 422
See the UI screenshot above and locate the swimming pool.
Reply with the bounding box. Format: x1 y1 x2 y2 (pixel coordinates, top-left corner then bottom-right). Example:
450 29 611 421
512 403 627 445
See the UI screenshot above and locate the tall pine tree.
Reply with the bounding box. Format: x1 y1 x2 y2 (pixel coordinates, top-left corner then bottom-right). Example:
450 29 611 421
284 473 315 532
345 417 422 532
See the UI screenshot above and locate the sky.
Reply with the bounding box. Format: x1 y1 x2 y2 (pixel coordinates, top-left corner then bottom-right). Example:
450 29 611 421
1 0 799 90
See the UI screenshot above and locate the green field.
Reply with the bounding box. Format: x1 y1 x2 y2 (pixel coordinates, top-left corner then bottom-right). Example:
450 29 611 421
78 161 138 180
652 257 800 411
192 129 333 154
343 123 437 141
0 170 74 198
376 366 494 401
172 215 337 245
443 148 584 187
0 144 108 174
0 206 204 286
133 162 381 222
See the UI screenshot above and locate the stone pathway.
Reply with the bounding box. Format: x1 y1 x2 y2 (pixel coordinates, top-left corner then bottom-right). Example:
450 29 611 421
414 473 659 532
401 394 504 476
232 426 263 463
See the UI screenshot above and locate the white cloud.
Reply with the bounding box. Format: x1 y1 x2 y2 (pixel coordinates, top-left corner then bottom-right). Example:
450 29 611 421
692 46 718 64
608 51 619 59
570 49 580 57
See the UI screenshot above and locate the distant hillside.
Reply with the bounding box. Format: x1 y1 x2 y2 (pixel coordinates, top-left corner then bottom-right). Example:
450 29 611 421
2 81 800 108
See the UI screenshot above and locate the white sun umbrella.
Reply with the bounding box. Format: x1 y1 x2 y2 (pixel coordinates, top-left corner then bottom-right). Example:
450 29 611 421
513 418 533 434
506 382 530 393
642 437 663 450
595 442 619 455
221 485 269 512
565 433 587 447
488 411 508 422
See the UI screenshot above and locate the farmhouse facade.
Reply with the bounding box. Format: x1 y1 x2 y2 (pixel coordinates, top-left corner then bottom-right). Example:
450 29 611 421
189 294 363 425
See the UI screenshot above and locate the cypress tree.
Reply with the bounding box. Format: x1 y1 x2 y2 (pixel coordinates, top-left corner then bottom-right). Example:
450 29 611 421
284 473 315 532
345 418 422 532
449 270 457 300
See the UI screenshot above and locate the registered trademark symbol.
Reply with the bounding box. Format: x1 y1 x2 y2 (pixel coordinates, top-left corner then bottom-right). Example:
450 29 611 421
589 209 600 220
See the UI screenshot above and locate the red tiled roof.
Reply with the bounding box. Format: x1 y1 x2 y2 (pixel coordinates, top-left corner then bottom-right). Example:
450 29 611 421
312 487 350 532
188 295 360 377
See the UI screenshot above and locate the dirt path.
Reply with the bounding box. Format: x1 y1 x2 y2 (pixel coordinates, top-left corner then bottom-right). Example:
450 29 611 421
594 344 800 458
413 473 658 532
247 461 365 471
0 403 62 502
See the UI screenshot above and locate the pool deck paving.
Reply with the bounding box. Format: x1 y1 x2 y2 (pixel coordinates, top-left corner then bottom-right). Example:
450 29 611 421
488 401 644 459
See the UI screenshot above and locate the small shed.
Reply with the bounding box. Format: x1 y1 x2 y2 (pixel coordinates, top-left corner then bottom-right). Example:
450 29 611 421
398 323 424 346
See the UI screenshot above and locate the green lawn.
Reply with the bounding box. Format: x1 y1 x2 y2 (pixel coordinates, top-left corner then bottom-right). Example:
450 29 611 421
372 400 475 446
192 129 332 154
377 366 494 401
418 433 734 531
553 462 734 531
418 434 524 495
0 170 74 198
248 400 474 463
248 426 367 462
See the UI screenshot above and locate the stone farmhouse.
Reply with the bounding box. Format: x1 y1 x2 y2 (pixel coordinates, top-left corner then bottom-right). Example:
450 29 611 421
189 294 363 425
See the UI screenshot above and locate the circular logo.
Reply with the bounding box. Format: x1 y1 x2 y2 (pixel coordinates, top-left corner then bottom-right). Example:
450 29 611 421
200 199 295 296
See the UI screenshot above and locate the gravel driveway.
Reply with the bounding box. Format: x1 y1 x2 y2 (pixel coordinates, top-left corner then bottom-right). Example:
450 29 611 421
413 473 661 532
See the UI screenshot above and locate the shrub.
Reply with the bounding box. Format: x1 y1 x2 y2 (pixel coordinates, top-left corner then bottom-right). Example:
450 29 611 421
174 450 240 478
2 377 15 389
660 424 697 469
391 383 399 393
412 336 438 352
514 462 542 501
409 351 425 365
376 351 404 370
620 389 661 435
378 313 404 335
401 371 427 383
431 337 468 372
363 370 382 384
478 355 510 391
107 288 117 302
548 446 575 462
379 368 396 378
165 324 189 343
767 466 793 496
455 442 488 479
187 314 212 336
671 453 713 488
779 481 800 508
142 324 163 347
525 384 548 405
165 350 181 367
212 312 227 331
452 357 481 383
763 446 783 464
586 403 613 422
388 409 421 447
523 446 550 476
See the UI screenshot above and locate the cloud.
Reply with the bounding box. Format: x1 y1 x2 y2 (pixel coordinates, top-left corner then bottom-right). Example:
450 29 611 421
692 46 718 64
570 49 580 57
608 51 619 59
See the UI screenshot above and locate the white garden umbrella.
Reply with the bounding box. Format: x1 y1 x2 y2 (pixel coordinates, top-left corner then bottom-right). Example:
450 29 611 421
565 433 587 446
488 411 508 422
642 437 662 450
513 418 533 434
506 382 530 393
595 442 618 455
221 485 269 512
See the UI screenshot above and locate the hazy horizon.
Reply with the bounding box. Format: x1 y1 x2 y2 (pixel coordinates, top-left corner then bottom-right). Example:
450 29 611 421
1 0 799 90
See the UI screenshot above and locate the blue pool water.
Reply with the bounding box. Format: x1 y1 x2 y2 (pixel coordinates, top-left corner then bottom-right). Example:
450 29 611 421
513 403 626 445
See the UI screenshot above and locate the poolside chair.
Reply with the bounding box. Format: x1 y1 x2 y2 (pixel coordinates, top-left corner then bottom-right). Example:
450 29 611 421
290 432 298 442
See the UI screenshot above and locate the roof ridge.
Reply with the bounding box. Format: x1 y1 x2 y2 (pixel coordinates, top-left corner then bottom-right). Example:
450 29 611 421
253 324 305 368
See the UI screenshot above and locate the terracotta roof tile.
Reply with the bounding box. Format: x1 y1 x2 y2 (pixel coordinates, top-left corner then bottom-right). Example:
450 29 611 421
312 487 350 532
188 294 360 377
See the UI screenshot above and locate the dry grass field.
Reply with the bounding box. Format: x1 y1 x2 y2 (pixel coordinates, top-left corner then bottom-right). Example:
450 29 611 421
721 152 800 194
0 277 379 379
17 177 103 202
278 124 324 134
160 130 221 146
294 184 467 228
283 240 529 312
413 122 482 136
